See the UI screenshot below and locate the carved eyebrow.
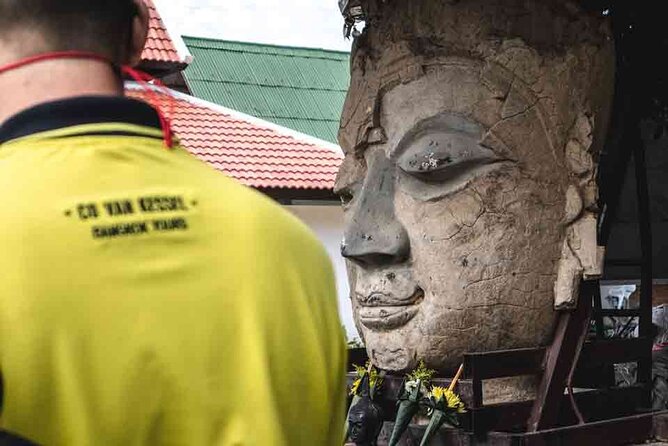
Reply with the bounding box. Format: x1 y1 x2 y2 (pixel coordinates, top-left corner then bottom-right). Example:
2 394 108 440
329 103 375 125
391 113 484 158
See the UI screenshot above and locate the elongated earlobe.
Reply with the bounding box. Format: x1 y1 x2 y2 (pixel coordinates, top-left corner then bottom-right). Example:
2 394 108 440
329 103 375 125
554 236 583 310
554 210 605 309
554 111 605 310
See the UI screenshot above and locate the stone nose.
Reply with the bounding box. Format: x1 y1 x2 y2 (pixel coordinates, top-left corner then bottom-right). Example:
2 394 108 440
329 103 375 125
341 151 410 268
341 222 410 267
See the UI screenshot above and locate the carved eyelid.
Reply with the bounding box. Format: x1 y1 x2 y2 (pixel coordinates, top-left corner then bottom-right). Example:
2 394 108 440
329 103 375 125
400 133 492 172
390 113 484 161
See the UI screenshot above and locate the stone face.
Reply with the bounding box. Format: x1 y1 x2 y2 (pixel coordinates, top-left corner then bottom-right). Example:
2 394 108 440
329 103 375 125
336 0 615 372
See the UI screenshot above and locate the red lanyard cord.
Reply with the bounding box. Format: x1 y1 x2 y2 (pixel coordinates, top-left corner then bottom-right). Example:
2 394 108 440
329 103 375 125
0 50 109 75
0 50 174 148
121 65 174 148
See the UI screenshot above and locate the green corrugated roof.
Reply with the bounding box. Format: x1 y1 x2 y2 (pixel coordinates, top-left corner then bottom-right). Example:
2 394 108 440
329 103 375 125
182 37 350 144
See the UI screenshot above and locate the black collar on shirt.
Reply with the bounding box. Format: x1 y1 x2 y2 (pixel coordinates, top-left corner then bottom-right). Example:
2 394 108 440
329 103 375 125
0 96 162 144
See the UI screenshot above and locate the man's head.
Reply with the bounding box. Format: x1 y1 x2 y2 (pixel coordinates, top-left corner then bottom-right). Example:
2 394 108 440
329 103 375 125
0 0 149 66
336 0 614 372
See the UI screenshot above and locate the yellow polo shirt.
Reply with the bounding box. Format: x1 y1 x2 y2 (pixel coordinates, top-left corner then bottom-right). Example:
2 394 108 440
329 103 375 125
0 97 346 445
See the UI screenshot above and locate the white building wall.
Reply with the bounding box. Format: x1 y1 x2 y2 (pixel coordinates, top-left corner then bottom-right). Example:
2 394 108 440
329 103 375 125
287 205 358 340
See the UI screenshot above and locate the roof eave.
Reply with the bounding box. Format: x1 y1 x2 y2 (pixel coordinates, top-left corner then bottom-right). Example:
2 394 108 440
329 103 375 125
137 60 189 78
259 187 338 202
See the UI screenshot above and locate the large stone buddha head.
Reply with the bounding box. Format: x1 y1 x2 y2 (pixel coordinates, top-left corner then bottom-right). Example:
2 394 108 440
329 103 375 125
336 0 615 372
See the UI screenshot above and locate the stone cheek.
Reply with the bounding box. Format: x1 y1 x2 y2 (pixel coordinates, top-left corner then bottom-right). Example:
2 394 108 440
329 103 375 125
362 172 562 370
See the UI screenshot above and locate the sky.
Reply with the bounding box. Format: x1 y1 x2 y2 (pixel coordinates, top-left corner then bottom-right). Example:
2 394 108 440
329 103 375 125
156 0 353 52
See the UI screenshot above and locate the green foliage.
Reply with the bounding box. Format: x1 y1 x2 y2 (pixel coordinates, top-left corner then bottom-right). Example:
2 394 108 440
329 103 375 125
407 360 436 383
350 361 383 397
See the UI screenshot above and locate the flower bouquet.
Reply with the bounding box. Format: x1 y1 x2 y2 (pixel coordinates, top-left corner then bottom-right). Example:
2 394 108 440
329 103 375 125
420 365 466 446
419 387 465 445
388 360 436 446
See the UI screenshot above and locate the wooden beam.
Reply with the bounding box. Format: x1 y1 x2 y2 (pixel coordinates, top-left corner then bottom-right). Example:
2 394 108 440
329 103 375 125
579 337 653 366
596 309 640 317
519 412 654 446
652 411 668 441
467 385 646 434
527 281 595 432
633 138 654 404
464 348 545 381
259 187 338 202
592 284 605 339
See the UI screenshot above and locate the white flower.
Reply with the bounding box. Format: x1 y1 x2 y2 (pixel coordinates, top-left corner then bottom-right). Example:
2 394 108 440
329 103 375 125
405 380 419 393
405 380 429 397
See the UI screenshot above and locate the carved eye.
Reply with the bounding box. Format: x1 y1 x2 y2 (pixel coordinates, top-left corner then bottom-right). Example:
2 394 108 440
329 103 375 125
398 132 503 184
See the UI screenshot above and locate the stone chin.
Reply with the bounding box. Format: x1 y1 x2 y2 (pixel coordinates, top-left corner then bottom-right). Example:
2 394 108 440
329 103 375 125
361 323 465 372
355 304 451 372
355 288 556 372
363 333 416 372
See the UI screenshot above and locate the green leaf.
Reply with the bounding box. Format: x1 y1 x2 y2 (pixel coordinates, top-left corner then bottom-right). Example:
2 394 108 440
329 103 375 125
419 410 447 446
388 400 420 446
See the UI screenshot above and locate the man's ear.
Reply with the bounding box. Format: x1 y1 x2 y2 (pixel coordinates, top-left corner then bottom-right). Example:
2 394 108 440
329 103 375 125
127 0 150 67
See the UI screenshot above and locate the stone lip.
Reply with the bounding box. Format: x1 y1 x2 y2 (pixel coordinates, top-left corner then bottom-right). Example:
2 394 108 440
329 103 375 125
357 288 424 330
356 288 424 307
358 305 420 330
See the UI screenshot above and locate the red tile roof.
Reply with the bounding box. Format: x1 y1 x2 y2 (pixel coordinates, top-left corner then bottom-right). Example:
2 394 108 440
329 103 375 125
141 0 184 65
126 85 344 191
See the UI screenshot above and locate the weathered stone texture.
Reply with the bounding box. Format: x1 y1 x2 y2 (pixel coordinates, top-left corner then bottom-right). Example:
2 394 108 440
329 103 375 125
337 0 615 373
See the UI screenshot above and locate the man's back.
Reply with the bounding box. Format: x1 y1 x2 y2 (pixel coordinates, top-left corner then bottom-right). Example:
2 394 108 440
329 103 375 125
0 97 346 445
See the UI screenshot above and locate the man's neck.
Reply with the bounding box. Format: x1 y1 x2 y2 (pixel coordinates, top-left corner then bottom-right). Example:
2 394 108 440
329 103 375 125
0 58 123 125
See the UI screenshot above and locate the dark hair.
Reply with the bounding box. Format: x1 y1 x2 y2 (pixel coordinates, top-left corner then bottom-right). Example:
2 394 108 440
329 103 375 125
0 0 138 61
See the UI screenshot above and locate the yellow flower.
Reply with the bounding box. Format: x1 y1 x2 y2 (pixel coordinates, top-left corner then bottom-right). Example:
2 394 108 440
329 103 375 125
444 389 466 413
349 362 384 396
430 387 465 413
430 386 447 401
350 378 362 396
353 364 367 376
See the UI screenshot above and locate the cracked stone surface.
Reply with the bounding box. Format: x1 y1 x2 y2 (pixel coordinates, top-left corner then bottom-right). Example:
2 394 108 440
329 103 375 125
335 0 615 382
